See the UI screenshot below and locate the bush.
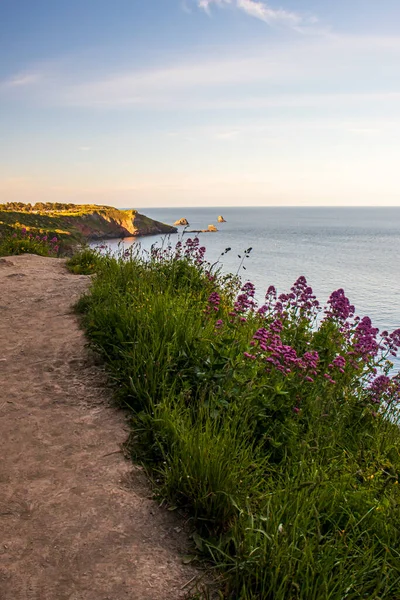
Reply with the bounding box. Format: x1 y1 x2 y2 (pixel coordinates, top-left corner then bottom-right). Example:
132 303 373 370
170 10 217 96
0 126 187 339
0 227 60 257
67 247 103 274
75 237 400 599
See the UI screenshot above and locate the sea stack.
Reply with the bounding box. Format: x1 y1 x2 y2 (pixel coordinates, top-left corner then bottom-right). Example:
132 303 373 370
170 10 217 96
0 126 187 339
217 215 226 223
174 218 189 226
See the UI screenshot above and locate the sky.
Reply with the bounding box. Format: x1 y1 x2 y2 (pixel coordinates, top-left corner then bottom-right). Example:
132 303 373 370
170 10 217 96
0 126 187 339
1 0 400 207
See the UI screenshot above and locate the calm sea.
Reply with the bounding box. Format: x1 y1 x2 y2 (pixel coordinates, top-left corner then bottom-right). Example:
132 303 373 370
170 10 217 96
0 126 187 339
102 207 400 369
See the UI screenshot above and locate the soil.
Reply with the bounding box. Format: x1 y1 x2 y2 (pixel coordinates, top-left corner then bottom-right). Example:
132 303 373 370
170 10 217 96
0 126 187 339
0 254 200 600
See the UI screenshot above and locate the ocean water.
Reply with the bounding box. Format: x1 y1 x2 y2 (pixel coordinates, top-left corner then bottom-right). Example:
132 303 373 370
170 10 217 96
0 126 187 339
101 207 400 369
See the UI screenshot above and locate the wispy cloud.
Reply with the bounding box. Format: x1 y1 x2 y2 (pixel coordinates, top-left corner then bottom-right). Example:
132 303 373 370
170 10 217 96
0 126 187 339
237 0 302 28
1 72 41 88
197 0 317 32
198 0 231 15
2 34 400 111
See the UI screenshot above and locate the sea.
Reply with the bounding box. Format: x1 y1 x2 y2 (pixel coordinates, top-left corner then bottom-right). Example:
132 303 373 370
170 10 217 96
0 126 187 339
100 207 400 371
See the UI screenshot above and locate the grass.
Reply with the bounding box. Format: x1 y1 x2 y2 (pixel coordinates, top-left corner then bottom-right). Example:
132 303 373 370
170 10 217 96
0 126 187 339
67 248 103 274
70 241 400 599
0 228 61 257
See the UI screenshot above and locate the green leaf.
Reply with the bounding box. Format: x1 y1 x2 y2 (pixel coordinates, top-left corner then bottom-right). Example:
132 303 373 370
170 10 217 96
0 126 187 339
192 532 204 551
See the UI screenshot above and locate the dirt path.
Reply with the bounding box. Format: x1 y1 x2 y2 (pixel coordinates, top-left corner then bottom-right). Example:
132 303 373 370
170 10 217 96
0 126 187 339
0 254 199 600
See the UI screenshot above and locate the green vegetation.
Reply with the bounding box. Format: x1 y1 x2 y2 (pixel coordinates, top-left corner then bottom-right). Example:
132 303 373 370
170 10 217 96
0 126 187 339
0 227 60 257
67 247 104 274
0 203 177 254
72 241 400 599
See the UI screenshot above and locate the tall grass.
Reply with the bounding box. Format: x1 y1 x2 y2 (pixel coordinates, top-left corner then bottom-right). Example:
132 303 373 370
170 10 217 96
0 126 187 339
72 240 400 599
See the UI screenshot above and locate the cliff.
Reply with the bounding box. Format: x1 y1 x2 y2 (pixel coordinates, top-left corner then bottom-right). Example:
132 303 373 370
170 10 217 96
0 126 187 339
0 203 177 243
71 207 177 239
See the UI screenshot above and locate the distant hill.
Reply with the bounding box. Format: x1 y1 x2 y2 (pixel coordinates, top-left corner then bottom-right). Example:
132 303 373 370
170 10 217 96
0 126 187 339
0 203 177 248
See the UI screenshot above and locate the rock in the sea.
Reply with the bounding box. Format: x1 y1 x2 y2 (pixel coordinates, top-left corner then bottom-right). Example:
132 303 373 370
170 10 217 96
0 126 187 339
174 218 189 226
185 224 218 233
217 215 226 223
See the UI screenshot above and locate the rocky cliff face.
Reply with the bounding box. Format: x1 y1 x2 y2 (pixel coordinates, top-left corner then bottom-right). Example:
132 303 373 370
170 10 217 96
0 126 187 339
68 208 177 240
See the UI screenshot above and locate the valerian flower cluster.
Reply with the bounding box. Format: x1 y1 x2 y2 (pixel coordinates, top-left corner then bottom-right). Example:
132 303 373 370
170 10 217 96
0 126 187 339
209 273 399 414
9 228 60 255
145 239 399 415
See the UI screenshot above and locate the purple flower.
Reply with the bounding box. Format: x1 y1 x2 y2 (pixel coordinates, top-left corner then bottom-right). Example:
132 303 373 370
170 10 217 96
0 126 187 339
367 374 400 404
266 285 277 298
241 281 256 297
353 316 380 360
328 355 346 374
205 292 221 315
326 289 355 322
261 277 319 320
382 329 400 356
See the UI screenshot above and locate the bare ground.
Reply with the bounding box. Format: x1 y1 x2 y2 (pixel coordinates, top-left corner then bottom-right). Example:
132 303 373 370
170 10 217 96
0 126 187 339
0 254 200 600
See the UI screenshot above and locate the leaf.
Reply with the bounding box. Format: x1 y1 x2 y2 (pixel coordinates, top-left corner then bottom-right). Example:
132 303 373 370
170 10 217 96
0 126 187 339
192 532 204 551
115 327 125 342
182 555 196 564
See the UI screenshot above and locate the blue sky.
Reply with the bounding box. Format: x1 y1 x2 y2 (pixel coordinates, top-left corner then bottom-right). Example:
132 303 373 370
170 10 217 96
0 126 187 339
1 0 400 207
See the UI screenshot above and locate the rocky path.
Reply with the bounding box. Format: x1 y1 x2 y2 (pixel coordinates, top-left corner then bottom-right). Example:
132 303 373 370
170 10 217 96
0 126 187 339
0 254 198 600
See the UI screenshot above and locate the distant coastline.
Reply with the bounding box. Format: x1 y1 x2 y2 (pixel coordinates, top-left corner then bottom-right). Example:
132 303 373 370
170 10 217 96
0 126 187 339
0 203 177 251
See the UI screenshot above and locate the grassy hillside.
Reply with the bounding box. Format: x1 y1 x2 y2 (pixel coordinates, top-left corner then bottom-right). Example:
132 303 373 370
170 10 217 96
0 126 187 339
0 203 177 250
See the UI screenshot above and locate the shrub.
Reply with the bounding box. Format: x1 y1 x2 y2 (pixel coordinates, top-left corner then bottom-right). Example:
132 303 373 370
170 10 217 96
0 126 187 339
0 227 60 257
66 247 103 274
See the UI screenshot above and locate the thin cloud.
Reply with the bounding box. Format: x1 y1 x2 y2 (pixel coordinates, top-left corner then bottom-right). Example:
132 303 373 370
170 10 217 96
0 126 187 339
198 0 231 14
1 72 41 88
2 34 400 110
237 0 302 27
198 0 317 31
